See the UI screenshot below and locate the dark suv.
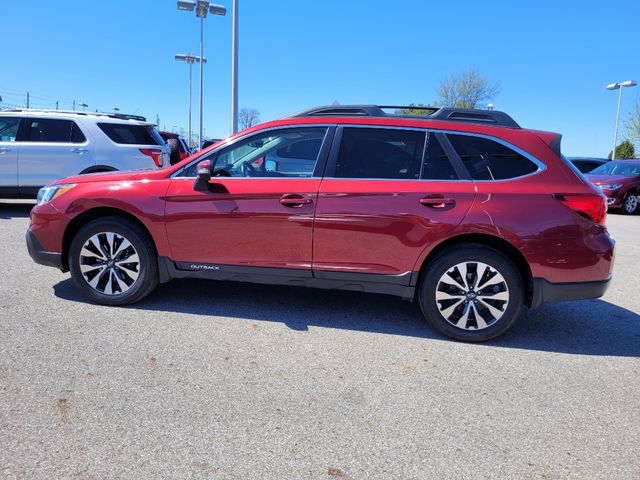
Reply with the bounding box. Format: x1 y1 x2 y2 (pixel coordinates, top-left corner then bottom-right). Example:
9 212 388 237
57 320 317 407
26 105 615 342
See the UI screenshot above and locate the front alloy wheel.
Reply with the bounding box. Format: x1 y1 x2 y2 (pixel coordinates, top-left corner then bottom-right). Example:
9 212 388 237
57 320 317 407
69 217 158 305
79 232 140 295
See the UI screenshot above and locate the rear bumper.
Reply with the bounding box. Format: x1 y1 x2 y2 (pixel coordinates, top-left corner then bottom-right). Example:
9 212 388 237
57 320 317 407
530 277 611 308
26 229 64 270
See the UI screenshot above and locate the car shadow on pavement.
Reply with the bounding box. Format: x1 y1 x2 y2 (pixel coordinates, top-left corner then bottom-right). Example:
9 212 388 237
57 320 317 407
53 277 640 357
0 202 34 219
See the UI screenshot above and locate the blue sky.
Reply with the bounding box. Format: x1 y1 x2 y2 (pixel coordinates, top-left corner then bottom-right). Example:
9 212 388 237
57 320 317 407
2 0 639 156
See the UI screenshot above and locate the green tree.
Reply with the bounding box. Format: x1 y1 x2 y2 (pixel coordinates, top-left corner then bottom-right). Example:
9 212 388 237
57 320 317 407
435 69 500 109
626 102 640 150
608 139 636 159
397 103 434 115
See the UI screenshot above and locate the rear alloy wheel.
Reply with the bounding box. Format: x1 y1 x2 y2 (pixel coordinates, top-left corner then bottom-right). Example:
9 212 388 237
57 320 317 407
419 245 524 342
69 217 158 305
622 193 638 215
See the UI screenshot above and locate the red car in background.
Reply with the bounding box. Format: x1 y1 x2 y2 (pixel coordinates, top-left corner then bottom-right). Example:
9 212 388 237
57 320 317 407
26 105 614 342
586 159 640 214
159 131 191 164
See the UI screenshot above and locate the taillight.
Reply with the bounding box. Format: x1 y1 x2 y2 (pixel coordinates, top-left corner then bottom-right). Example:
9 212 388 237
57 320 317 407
554 193 607 225
139 148 163 167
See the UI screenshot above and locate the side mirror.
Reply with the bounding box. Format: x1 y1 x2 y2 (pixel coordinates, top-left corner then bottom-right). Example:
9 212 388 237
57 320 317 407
194 160 212 191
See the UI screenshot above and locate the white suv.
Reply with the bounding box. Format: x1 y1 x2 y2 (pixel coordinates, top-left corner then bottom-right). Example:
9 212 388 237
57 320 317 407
0 109 170 198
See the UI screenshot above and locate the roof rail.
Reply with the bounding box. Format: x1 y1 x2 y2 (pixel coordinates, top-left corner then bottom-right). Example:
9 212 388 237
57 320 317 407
2 108 147 122
290 104 520 128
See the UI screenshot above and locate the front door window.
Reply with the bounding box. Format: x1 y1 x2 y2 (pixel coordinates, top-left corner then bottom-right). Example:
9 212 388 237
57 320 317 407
213 127 328 178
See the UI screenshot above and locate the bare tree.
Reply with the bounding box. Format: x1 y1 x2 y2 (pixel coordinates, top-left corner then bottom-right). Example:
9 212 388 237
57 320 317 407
239 107 260 131
435 69 500 109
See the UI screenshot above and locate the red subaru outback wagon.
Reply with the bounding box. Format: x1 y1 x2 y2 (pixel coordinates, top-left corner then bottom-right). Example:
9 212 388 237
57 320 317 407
26 105 614 342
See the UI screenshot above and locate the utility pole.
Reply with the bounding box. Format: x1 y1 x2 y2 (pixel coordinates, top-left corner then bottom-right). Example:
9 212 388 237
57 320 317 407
26 92 30 109
73 100 76 111
56 101 59 110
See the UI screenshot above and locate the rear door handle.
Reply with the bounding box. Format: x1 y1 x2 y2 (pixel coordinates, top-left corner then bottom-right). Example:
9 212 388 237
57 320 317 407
280 194 312 208
420 196 455 208
71 148 89 154
0 147 11 154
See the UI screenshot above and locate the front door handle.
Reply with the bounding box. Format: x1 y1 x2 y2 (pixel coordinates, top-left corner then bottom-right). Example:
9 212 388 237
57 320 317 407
71 148 89 154
280 194 312 208
420 195 455 208
0 147 11 154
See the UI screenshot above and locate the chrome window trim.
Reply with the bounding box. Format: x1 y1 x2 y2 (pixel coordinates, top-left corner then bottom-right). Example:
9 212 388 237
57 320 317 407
330 124 546 182
171 124 334 178
337 124 429 133
172 123 548 183
188 171 326 180
318 177 473 183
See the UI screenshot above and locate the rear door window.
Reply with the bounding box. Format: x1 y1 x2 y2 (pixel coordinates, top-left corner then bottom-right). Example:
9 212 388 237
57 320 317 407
22 118 86 143
446 134 539 180
98 123 163 145
334 127 425 179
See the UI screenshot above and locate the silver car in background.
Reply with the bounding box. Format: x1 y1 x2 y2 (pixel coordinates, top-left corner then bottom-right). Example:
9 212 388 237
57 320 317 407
0 109 170 198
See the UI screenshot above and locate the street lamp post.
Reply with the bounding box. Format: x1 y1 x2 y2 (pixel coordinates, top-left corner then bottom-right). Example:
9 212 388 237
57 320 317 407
606 80 637 160
177 1 226 149
231 0 238 134
175 54 207 148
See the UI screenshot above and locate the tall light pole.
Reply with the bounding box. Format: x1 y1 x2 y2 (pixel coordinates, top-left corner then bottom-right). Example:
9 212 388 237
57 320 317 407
231 0 239 134
177 1 226 149
606 80 637 160
175 54 207 148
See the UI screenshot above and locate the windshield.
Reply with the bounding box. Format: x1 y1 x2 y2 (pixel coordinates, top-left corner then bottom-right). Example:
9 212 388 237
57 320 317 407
590 162 640 176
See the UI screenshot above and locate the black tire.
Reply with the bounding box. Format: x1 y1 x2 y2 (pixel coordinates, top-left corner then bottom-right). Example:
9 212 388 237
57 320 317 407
69 217 158 306
418 245 524 342
621 192 639 215
167 138 182 165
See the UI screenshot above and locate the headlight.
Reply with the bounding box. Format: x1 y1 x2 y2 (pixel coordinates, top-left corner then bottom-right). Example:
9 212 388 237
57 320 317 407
36 184 76 205
598 183 622 190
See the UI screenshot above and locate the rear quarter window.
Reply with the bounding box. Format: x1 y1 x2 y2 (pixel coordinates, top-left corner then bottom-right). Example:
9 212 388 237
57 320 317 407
98 123 163 145
447 134 539 180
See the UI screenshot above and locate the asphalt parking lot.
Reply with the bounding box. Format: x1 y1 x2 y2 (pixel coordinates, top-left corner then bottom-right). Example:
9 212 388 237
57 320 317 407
1 202 638 480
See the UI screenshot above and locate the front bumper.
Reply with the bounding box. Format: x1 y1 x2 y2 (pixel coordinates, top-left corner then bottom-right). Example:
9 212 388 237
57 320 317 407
530 277 611 308
601 190 623 208
26 229 64 270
